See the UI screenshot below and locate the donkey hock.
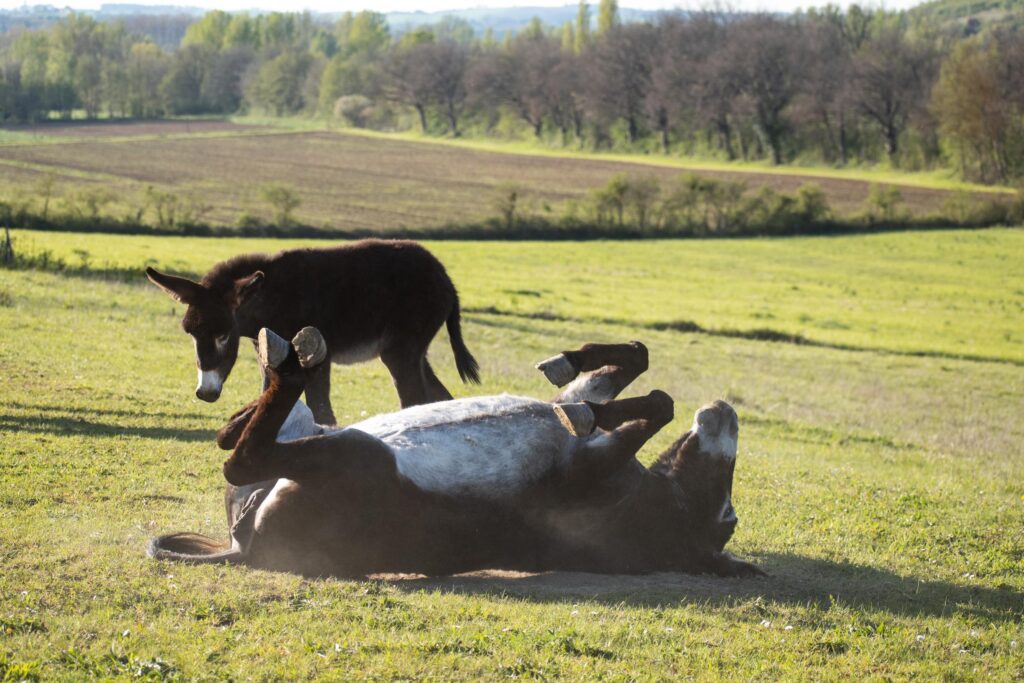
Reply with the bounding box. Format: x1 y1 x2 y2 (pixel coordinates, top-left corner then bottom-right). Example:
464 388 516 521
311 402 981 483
149 330 762 578
146 239 479 423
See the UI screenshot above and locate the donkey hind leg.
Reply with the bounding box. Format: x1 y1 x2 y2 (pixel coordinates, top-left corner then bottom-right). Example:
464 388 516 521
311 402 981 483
421 357 454 403
540 342 648 404
381 345 430 408
304 361 337 425
567 390 674 484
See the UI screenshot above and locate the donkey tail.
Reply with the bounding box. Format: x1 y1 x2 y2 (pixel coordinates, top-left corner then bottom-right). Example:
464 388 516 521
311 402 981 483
147 533 244 565
446 294 480 384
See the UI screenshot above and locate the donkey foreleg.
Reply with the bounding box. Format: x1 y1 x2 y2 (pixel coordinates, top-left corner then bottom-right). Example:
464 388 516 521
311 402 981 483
566 390 674 484
216 399 261 450
223 329 311 486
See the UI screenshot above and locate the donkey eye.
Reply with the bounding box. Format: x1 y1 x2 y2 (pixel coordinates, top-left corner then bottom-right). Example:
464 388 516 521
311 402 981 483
216 334 230 345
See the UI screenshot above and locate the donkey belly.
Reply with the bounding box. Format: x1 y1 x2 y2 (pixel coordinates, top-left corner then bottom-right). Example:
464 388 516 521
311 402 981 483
348 395 574 500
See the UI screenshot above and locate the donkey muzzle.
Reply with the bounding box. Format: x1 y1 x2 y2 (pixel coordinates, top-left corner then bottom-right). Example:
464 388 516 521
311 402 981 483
196 369 224 402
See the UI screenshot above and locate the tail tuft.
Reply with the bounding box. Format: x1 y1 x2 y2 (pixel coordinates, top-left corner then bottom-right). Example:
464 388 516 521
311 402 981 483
147 532 244 565
446 296 480 384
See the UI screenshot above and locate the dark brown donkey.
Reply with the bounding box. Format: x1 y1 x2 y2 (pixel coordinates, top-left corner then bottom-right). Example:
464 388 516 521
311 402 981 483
148 327 761 578
146 239 479 423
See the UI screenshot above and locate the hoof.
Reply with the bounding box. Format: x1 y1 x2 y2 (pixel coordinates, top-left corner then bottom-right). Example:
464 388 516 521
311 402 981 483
553 402 595 437
292 326 327 368
257 328 291 369
536 353 579 387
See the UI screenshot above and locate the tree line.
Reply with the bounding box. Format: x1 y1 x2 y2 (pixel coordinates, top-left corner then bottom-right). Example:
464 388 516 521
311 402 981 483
1 2 1023 183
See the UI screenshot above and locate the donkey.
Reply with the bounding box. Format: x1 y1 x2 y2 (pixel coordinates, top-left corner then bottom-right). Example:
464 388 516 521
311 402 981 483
146 239 479 424
148 326 761 578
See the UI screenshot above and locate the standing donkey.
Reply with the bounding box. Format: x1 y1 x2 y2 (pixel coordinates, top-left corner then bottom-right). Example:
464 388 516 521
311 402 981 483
146 239 479 423
148 327 760 578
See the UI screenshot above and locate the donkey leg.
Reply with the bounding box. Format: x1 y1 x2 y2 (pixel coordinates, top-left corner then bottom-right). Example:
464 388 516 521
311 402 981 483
421 357 454 403
223 329 311 486
567 390 674 484
304 361 337 425
543 342 648 404
381 345 430 408
216 398 260 450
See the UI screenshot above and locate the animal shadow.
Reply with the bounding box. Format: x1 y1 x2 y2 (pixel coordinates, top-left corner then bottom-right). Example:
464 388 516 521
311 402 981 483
383 552 1023 623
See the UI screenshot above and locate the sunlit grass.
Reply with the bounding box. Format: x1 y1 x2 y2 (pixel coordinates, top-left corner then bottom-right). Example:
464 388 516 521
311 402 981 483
0 231 1022 679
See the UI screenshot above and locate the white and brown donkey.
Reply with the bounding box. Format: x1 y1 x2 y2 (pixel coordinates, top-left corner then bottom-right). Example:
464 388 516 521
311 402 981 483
149 327 761 577
146 239 479 423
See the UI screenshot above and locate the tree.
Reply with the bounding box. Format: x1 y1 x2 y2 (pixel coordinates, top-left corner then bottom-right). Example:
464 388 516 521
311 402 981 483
932 32 1024 182
728 16 806 165
585 23 654 144
574 1 591 53
247 50 314 116
853 23 936 162
597 0 619 36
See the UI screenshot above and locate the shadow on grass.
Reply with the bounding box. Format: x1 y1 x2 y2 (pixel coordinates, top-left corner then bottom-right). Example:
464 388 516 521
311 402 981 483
383 553 1023 623
0 409 213 442
5 400 212 422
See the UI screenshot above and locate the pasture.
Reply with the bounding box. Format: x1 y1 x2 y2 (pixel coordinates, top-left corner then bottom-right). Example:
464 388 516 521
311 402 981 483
0 228 1022 679
0 119 1000 232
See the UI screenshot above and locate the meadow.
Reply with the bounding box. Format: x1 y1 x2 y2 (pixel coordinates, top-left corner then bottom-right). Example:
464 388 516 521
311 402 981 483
0 120 1006 233
1 228 1022 679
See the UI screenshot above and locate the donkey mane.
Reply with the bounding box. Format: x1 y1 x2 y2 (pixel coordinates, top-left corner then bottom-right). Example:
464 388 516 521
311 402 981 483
200 253 273 292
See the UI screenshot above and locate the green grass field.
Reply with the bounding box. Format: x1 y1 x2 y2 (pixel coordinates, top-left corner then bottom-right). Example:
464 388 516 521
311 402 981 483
1 229 1022 679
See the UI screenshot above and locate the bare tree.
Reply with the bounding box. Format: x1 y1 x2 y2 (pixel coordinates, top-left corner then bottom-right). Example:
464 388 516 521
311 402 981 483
728 16 806 165
853 24 936 162
585 23 654 144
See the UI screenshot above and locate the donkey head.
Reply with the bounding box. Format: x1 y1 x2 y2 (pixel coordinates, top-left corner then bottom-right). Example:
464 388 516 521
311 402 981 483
651 400 739 553
146 267 264 402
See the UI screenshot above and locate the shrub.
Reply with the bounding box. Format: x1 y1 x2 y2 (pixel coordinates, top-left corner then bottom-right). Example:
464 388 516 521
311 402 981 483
259 183 302 227
864 184 909 225
492 183 521 231
334 94 374 127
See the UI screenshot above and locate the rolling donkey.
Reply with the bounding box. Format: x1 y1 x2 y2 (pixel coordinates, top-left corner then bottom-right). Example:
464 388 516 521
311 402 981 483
146 239 479 423
149 327 761 578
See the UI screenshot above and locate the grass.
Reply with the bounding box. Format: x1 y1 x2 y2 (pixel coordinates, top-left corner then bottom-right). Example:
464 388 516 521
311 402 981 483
9 227 1024 364
1 230 1022 679
0 119 1009 236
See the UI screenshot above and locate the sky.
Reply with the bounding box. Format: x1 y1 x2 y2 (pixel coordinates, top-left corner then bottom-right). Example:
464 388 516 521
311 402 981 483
0 0 925 15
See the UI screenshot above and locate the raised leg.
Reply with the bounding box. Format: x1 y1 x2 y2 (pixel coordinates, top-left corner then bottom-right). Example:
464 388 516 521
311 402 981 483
421 357 454 403
566 390 674 484
216 398 260 450
381 345 430 408
538 342 649 404
223 328 392 487
304 361 337 425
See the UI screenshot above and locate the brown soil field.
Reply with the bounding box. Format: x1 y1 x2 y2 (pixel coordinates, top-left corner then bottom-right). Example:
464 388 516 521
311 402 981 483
0 122 967 231
0 119 258 138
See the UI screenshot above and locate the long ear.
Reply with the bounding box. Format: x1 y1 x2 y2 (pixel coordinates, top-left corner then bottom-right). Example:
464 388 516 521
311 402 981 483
655 430 702 476
146 267 204 305
233 271 264 307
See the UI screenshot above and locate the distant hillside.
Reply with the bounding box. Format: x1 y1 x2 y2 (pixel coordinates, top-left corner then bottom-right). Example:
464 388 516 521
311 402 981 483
909 0 1024 32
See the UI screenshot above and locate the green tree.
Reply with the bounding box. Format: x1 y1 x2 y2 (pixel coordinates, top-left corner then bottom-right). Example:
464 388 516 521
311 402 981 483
597 0 619 36
932 34 1024 183
574 1 591 53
